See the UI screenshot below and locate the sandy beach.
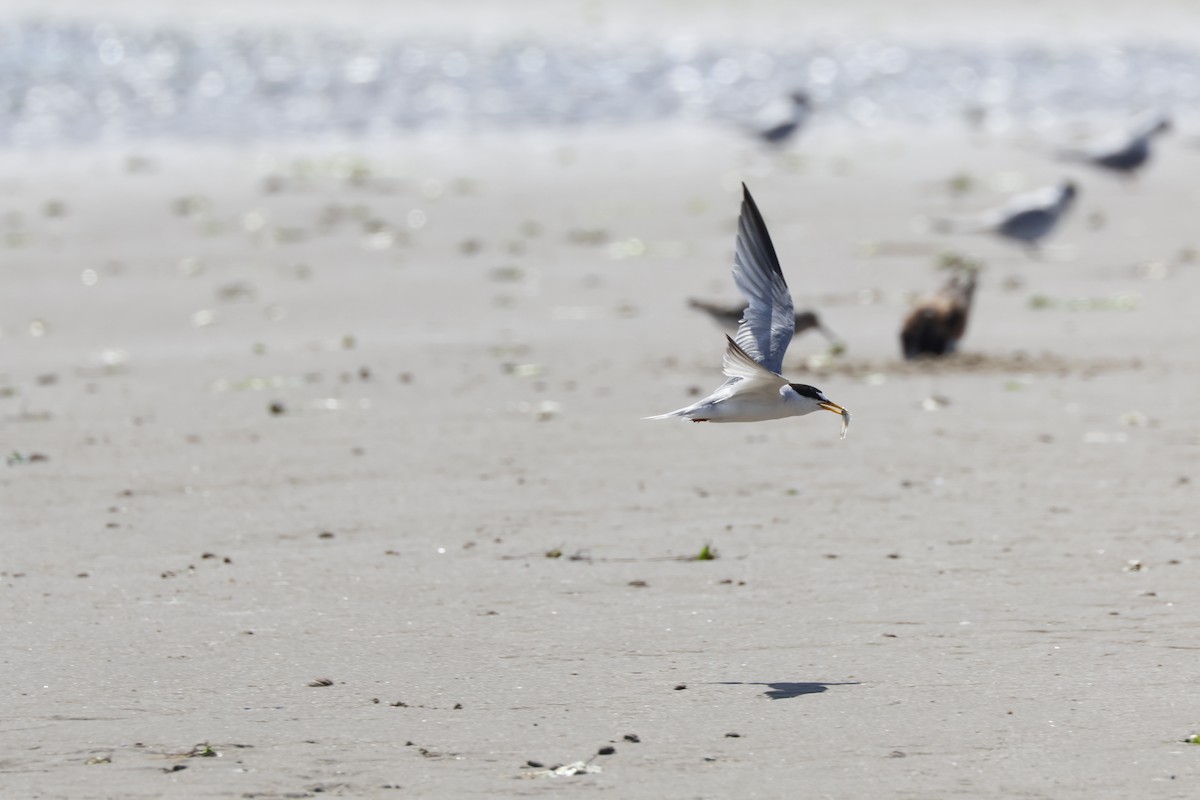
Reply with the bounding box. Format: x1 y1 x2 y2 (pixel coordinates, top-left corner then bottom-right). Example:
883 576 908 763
3 3 1200 798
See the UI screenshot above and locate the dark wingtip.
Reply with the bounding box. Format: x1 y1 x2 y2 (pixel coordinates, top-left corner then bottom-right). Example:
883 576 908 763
736 183 786 287
739 182 761 225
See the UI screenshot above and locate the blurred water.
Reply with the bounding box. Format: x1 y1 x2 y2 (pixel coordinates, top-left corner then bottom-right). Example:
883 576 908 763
0 20 1196 144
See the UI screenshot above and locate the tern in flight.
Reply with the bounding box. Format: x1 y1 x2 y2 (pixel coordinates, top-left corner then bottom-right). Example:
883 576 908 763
647 185 850 437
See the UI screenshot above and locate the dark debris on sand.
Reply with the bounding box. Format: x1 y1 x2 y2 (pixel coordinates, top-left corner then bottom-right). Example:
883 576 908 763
791 351 1143 379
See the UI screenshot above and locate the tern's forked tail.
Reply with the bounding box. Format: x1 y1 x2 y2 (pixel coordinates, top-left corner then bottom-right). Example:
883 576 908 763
643 407 688 420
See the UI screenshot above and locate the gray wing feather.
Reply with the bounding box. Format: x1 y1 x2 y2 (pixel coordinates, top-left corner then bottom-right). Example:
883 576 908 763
731 184 795 374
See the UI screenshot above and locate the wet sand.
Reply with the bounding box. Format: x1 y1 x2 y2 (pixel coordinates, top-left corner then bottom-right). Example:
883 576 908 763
10 0 1200 43
3 124 1200 798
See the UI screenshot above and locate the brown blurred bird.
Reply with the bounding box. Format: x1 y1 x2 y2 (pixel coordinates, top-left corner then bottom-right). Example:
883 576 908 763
687 298 840 346
900 271 977 359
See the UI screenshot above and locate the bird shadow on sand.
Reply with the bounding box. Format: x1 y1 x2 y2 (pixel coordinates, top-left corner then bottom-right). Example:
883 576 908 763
716 681 860 700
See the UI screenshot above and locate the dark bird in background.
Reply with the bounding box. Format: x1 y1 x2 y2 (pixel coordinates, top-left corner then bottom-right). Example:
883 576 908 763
751 91 812 146
687 298 840 346
900 271 978 359
933 180 1077 256
1058 112 1171 176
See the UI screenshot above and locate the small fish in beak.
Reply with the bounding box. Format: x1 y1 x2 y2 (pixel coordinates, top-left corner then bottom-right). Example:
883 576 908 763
819 401 851 439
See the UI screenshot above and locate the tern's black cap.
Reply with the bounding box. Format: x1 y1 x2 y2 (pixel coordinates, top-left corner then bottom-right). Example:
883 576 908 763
788 383 825 400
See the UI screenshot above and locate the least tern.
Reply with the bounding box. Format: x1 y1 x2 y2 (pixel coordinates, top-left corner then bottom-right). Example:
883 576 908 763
934 180 1077 255
686 298 840 346
1059 112 1171 176
752 91 812 146
901 270 977 359
647 185 850 436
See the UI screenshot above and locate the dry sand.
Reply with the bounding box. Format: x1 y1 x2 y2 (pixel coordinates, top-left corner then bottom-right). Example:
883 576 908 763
3 122 1200 798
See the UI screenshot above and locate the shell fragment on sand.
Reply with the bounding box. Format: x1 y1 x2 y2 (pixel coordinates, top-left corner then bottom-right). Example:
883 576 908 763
522 761 602 778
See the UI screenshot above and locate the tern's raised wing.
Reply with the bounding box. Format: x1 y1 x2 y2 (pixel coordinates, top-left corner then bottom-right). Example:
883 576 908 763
731 184 795 375
721 335 786 386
